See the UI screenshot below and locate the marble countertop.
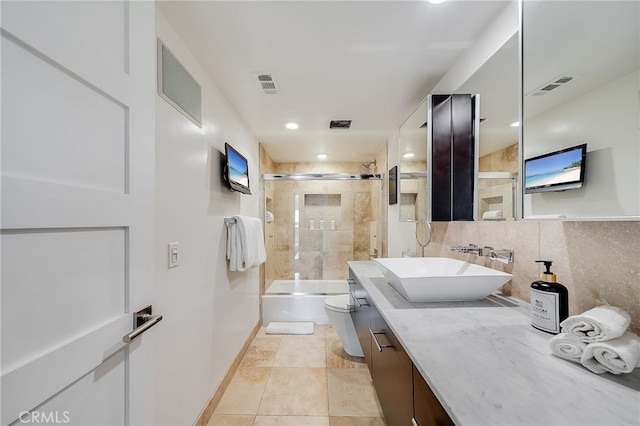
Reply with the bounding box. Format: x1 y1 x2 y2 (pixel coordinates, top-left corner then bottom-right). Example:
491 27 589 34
348 261 640 426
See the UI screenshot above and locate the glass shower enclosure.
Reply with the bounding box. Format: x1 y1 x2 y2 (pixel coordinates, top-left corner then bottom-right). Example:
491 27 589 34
263 173 383 287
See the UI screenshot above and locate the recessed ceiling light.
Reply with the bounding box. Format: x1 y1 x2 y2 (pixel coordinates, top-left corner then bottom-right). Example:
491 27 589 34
284 122 299 130
403 151 415 159
510 121 520 128
428 0 447 4
316 153 328 160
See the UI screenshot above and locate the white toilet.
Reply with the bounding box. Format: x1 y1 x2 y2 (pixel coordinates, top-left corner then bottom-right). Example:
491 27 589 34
324 294 364 357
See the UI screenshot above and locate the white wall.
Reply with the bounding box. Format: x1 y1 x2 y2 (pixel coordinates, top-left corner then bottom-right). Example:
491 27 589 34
523 71 640 218
431 1 518 94
154 11 261 425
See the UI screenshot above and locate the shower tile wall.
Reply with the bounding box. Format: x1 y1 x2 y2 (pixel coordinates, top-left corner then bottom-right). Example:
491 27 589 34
479 143 519 173
265 179 378 283
260 145 386 288
476 143 519 220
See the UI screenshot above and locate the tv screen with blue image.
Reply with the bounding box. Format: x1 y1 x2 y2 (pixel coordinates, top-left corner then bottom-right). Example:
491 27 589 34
224 143 251 194
524 143 587 194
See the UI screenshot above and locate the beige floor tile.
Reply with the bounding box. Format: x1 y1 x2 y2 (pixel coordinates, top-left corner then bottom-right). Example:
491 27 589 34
328 417 386 426
326 335 366 369
240 337 282 368
259 367 329 416
214 367 271 415
254 415 330 425
327 369 383 418
207 414 255 426
313 324 327 339
272 336 327 367
324 326 338 340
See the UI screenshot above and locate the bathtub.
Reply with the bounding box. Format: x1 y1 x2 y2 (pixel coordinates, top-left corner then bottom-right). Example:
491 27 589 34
262 279 348 325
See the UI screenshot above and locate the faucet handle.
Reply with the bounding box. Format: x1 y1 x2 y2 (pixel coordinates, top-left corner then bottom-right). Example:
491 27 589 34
489 248 514 264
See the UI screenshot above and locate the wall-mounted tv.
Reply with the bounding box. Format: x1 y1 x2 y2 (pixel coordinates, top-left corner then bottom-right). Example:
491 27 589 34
224 142 251 194
388 166 398 205
524 143 587 194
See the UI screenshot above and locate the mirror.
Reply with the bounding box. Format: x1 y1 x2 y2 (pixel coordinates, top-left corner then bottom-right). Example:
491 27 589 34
457 33 520 221
398 31 520 222
398 99 428 222
522 1 639 219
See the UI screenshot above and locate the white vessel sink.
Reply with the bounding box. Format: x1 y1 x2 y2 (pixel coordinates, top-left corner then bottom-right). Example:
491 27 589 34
375 257 512 302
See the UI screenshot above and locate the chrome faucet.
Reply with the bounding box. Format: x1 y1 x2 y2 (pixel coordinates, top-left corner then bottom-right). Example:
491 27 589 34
450 244 514 263
451 244 485 255
488 248 514 264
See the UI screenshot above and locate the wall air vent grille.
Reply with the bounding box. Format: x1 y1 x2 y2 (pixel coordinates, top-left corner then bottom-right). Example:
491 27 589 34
541 84 560 91
329 120 352 129
526 74 575 97
253 72 278 95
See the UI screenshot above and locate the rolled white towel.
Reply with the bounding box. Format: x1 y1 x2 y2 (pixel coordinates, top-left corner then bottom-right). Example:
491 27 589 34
560 306 631 343
549 333 587 363
580 332 640 375
482 210 503 220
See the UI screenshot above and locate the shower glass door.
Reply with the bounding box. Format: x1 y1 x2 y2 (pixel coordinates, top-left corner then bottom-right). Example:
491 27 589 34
264 175 382 286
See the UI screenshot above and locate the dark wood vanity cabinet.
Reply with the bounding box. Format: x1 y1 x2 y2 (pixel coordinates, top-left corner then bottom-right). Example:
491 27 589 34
413 365 455 426
369 307 414 426
349 273 453 426
349 277 374 371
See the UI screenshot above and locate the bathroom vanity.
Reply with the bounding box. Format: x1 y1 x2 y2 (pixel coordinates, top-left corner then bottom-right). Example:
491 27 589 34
348 261 640 426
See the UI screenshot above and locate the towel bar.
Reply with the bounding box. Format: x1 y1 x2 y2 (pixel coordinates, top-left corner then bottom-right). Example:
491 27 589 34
224 217 237 225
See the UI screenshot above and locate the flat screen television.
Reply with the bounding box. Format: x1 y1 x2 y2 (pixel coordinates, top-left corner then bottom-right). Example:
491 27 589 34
524 143 587 194
224 142 251 194
388 166 398 205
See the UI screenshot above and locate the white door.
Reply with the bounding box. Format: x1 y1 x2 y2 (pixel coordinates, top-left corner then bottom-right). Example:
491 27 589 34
1 1 156 425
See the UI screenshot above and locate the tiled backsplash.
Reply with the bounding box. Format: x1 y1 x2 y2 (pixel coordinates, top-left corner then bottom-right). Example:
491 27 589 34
422 220 640 334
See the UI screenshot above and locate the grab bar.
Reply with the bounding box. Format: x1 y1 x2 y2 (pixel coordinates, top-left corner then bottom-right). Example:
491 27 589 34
370 329 393 352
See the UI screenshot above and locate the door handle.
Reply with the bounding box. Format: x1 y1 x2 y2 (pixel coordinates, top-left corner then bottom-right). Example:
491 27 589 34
123 305 163 343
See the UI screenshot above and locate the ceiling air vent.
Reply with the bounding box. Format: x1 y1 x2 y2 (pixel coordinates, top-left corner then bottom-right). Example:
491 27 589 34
527 75 574 97
329 120 352 129
253 72 278 95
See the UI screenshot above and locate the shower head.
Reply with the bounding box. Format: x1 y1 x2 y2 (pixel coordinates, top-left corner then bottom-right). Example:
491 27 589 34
361 159 377 173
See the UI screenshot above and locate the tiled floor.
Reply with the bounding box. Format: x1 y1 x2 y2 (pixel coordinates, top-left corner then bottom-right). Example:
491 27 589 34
208 325 386 426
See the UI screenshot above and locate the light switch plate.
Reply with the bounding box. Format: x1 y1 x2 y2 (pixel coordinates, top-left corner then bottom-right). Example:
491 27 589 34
168 242 179 268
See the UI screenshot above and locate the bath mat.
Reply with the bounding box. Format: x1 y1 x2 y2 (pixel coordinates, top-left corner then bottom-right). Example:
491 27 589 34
265 321 314 335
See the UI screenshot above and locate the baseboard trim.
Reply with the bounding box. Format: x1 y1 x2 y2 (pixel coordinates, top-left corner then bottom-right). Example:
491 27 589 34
194 321 262 426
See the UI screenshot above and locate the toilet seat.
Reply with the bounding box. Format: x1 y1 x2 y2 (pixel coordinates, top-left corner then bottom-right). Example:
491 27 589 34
324 294 351 313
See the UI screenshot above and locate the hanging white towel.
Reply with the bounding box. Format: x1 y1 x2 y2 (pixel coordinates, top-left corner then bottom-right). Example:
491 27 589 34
226 215 266 272
549 333 587 364
580 332 640 375
560 306 631 343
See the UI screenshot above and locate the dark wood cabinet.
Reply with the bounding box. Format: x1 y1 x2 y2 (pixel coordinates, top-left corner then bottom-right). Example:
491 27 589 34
349 272 454 426
413 365 454 426
369 307 414 426
349 276 373 371
431 93 476 221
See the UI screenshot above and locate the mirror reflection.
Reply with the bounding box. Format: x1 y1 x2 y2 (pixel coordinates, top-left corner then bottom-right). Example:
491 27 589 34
398 100 428 222
522 1 639 219
456 32 520 221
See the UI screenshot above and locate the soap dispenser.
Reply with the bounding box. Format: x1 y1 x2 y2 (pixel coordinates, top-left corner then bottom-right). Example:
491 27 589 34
530 260 568 334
